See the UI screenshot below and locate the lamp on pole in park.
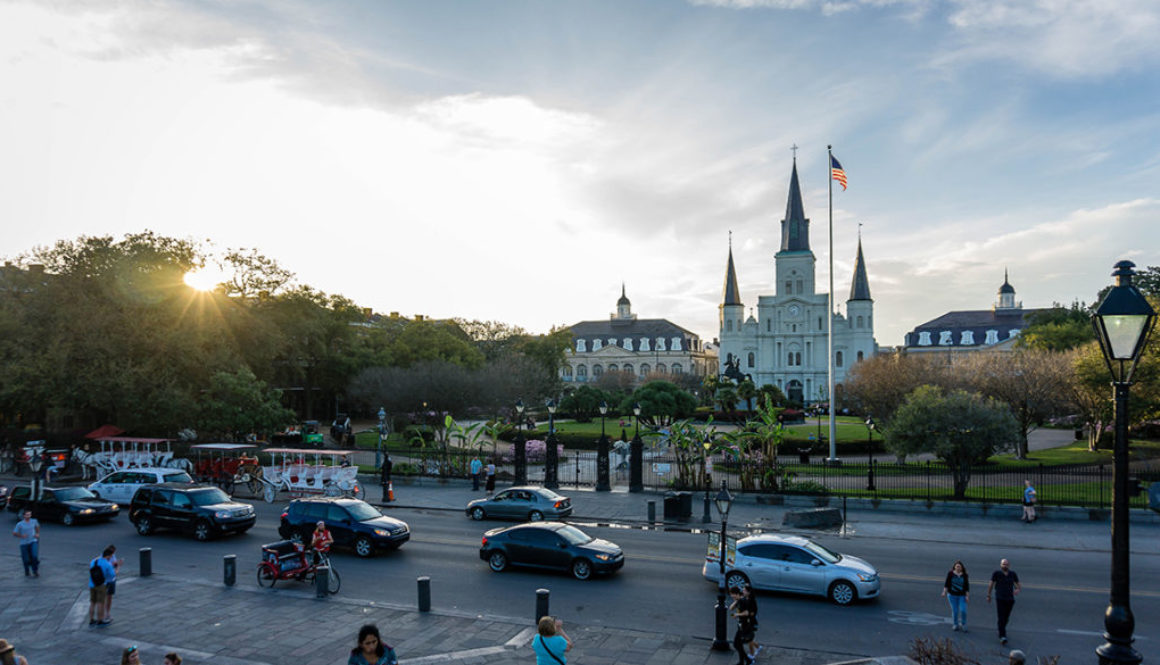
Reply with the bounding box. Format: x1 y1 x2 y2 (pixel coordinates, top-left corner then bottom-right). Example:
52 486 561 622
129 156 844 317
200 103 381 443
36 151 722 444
596 401 611 492
629 402 644 492
514 398 527 485
865 415 876 491
711 480 735 651
376 407 387 470
545 399 559 490
1092 260 1155 665
702 436 713 523
28 445 45 502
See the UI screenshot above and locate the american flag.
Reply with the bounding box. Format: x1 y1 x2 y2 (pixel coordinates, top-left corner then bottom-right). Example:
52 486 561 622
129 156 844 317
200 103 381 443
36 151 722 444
830 155 847 190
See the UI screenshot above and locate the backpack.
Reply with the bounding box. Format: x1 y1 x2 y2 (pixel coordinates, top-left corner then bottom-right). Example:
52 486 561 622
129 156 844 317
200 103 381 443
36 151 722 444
90 560 105 586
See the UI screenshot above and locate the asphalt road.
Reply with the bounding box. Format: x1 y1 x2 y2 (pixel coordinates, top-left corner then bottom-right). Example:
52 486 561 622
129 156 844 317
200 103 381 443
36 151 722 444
8 502 1158 661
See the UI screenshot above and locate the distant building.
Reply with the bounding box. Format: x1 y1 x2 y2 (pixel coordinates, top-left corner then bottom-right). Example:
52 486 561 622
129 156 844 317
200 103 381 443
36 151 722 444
902 271 1048 358
561 286 717 384
717 159 878 405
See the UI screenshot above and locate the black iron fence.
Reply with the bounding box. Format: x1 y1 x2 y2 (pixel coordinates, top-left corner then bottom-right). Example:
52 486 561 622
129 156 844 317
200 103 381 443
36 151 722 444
382 446 1159 509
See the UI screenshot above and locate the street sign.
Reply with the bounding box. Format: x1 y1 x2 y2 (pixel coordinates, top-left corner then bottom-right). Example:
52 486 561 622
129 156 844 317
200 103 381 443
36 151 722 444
705 532 736 566
652 463 671 474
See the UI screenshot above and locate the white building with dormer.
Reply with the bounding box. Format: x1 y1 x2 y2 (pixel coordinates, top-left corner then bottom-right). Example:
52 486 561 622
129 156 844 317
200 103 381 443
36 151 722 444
561 286 717 384
716 159 877 405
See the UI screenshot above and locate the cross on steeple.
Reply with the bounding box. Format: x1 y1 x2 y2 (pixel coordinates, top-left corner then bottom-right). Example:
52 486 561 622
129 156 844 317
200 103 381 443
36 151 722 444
791 143 799 161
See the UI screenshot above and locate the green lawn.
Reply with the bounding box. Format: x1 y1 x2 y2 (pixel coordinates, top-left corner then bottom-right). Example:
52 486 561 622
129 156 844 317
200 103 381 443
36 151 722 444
528 416 882 444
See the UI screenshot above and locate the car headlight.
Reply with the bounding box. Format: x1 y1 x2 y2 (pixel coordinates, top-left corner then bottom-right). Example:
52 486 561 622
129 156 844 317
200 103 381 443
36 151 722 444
594 553 611 561
857 572 877 582
109 504 119 510
215 510 230 519
80 508 94 515
374 529 389 537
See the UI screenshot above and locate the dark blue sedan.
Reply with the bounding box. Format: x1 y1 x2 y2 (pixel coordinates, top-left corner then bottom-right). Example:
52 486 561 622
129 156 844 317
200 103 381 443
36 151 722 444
480 522 623 580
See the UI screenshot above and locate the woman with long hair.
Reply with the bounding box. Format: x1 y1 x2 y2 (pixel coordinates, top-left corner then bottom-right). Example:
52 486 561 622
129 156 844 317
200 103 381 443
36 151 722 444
941 560 970 631
347 624 397 665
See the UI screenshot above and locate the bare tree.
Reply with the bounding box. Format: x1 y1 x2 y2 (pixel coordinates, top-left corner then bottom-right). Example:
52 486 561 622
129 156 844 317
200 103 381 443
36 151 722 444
843 354 950 427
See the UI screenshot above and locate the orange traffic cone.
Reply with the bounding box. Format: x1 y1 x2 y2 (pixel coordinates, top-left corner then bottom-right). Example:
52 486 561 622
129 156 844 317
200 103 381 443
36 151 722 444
387 481 395 502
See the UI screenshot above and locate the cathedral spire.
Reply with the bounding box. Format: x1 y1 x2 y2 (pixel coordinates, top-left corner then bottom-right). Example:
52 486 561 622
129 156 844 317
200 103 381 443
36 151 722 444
779 160 810 252
848 238 871 301
722 239 742 306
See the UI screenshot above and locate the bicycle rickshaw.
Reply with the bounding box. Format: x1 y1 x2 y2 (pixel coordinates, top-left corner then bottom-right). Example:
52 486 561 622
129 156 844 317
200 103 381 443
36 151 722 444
189 443 265 496
256 539 340 593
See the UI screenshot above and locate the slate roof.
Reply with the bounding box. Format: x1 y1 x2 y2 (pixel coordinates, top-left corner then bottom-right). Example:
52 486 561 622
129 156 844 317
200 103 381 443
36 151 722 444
569 318 701 351
779 161 811 252
904 308 1050 348
848 239 871 301
722 246 742 305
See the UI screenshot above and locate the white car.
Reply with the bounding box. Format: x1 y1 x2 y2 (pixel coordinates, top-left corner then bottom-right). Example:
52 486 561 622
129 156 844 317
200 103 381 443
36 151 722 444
88 467 194 504
703 533 880 605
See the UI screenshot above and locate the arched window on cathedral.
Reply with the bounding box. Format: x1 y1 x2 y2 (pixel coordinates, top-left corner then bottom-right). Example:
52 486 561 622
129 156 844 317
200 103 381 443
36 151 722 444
785 280 793 295
792 324 797 332
766 319 770 332
726 320 733 332
795 352 802 366
857 351 864 362
788 352 794 366
819 317 823 331
836 351 843 367
796 279 803 293
857 315 864 328
577 365 587 380
747 352 755 368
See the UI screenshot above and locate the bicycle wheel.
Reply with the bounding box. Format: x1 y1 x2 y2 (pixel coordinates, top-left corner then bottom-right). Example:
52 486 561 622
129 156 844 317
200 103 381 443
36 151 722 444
256 563 278 589
326 565 341 594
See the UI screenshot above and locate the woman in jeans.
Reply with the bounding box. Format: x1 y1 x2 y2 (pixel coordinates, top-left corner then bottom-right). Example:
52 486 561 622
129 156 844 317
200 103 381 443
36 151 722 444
941 560 970 631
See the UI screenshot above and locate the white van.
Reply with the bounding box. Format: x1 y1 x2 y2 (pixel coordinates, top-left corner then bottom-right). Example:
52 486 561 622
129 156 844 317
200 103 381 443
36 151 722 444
88 467 194 504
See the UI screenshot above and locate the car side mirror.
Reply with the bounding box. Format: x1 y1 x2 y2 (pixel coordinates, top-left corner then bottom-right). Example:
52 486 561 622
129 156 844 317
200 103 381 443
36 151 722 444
811 559 823 567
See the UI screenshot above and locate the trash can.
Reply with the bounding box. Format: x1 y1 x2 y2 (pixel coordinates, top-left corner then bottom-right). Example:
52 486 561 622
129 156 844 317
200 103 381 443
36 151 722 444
677 491 693 520
798 448 811 464
663 492 682 521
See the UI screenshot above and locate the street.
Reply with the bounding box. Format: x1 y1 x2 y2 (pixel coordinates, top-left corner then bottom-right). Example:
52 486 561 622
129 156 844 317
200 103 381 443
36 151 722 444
9 498 1158 661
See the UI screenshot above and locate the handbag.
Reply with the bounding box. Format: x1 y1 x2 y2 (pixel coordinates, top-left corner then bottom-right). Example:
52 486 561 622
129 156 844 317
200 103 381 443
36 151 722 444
534 635 567 665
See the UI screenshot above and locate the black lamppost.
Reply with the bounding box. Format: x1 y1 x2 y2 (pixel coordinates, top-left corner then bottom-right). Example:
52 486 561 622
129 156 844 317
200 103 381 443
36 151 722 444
28 445 44 502
712 481 735 651
545 399 559 490
514 398 527 485
865 415 876 491
596 401 611 492
629 402 643 493
1092 260 1155 665
702 436 712 523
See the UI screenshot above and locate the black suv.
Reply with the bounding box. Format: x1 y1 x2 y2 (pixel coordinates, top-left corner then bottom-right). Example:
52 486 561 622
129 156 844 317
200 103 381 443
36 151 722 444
279 497 409 557
129 483 256 541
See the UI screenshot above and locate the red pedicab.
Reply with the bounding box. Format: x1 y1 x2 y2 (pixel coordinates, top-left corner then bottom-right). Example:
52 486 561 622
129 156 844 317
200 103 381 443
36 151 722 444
256 540 341 593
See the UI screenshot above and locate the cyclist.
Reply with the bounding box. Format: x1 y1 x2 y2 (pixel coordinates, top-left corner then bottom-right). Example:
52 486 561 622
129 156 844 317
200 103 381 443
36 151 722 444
310 521 334 564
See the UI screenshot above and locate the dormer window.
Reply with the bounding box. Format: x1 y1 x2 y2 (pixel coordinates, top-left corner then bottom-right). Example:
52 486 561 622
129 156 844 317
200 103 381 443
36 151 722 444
938 331 953 345
918 332 932 346
656 337 666 351
1009 329 1021 339
640 337 650 351
592 339 602 350
670 337 681 351
961 331 975 345
608 338 616 348
624 338 633 351
577 339 587 352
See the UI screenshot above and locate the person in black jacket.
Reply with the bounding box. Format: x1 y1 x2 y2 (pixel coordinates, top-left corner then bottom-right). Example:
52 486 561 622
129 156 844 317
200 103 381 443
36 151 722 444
729 584 760 664
941 560 970 631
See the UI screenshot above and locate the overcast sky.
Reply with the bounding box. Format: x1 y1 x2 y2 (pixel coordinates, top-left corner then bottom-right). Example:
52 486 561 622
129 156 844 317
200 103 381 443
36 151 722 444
3 0 1159 346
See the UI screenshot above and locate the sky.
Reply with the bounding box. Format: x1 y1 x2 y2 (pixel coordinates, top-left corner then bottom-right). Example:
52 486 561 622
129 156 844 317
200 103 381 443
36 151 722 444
2 0 1159 347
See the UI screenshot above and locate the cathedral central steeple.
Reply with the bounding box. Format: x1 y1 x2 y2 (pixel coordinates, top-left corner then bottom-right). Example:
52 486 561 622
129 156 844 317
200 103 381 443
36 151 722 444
779 159 810 252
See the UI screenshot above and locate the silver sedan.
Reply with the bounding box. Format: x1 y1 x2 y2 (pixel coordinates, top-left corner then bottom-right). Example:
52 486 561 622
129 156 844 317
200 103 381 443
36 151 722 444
702 533 880 605
466 487 573 522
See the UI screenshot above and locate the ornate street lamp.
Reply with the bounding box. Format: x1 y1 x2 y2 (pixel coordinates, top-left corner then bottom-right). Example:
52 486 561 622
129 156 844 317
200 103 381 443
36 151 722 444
1092 260 1155 665
514 398 527 484
629 402 643 492
865 415 877 491
376 407 387 470
712 480 735 651
545 399 559 490
596 401 611 491
28 445 44 502
702 436 713 523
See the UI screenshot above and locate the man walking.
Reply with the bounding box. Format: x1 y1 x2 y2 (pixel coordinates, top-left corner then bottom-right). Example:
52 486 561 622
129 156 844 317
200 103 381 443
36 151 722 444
986 558 1021 644
1021 480 1037 523
470 455 482 491
12 510 39 577
103 544 120 621
88 546 116 627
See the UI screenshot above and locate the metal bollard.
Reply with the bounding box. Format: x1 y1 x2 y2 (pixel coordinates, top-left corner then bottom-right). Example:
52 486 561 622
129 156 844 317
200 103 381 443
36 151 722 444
647 500 656 524
535 588 550 623
315 564 329 598
223 554 236 587
417 576 431 612
139 548 152 577
703 495 712 523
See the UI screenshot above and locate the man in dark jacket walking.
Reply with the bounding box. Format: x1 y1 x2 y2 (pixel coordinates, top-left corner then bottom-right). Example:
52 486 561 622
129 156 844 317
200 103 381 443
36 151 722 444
986 558 1021 645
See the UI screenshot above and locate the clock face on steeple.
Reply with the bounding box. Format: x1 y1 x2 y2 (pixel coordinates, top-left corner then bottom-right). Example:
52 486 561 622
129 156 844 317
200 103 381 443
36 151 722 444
788 304 801 318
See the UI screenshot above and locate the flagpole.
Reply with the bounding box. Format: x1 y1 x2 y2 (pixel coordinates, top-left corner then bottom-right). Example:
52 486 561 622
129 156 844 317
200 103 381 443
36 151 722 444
826 145 838 463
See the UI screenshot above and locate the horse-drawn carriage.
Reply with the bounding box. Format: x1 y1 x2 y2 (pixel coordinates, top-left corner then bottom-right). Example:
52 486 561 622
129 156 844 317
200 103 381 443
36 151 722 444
190 443 265 497
73 438 189 481
259 448 363 503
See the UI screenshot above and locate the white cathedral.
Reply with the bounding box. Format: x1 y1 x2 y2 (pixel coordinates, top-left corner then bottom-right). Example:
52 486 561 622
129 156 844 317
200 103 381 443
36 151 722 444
717 159 877 405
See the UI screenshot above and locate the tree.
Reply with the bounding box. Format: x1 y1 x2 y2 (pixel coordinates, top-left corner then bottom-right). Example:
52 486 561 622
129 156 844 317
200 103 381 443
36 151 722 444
885 385 1019 499
843 354 949 428
1066 343 1113 452
715 385 739 414
621 381 697 428
220 247 295 298
196 368 296 440
737 378 757 413
957 350 1072 459
594 370 636 394
756 383 786 409
1017 302 1093 351
559 385 613 423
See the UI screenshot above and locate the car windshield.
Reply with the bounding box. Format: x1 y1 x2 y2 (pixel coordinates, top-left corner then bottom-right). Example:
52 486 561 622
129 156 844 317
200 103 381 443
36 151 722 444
802 540 842 564
345 502 381 522
164 472 193 483
189 488 232 506
54 487 96 501
556 525 593 545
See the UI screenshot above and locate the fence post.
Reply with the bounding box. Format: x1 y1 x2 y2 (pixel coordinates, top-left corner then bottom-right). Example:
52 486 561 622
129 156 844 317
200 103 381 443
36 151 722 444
535 588 550 623
925 461 931 502
417 576 431 612
139 548 152 577
1038 463 1045 507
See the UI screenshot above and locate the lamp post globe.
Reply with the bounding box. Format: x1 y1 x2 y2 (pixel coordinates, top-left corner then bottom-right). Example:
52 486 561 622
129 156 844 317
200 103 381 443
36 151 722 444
1092 260 1154 665
629 402 644 493
702 436 713 523
29 446 44 501
865 415 876 491
514 398 527 485
596 400 611 491
712 480 734 651
545 399 559 489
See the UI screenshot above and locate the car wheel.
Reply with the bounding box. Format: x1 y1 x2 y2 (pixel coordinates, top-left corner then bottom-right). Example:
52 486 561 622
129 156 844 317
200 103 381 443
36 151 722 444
571 558 593 581
488 551 508 572
256 563 277 589
290 529 305 545
724 571 749 590
829 580 857 606
354 536 374 558
470 507 486 521
193 519 213 542
528 510 544 522
62 512 75 526
135 516 153 535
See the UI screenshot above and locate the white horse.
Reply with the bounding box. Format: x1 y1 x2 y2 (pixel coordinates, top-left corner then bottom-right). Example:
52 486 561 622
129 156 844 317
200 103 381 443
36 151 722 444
72 449 111 481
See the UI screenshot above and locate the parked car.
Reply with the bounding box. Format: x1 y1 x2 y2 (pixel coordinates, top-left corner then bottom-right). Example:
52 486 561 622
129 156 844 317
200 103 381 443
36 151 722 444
279 497 409 557
129 483 255 541
88 467 194 504
0 484 9 504
5 485 120 525
479 522 623 580
466 486 573 522
702 533 880 605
